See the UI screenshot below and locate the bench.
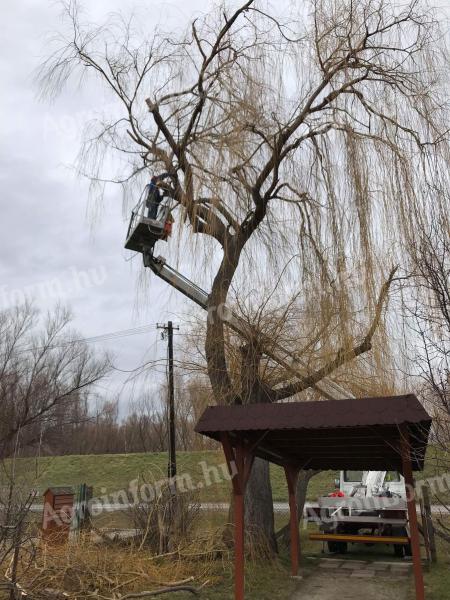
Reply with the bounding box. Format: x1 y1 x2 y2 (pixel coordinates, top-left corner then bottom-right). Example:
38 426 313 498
309 533 410 545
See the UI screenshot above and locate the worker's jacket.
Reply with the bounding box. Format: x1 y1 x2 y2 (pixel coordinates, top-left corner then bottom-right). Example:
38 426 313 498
145 183 162 209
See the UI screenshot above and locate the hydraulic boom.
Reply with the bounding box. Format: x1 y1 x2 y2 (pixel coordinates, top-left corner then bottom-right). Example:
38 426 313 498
144 252 353 401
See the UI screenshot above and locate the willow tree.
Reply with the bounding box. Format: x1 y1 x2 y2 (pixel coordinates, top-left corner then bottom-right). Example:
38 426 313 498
39 0 449 550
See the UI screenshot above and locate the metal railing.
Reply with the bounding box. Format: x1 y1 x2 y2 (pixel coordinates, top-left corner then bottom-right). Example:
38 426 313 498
126 190 173 241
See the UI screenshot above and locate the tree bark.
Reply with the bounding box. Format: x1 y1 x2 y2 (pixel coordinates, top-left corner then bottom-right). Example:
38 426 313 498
297 470 318 522
222 341 278 553
276 470 318 546
236 342 278 552
244 458 277 555
205 238 241 405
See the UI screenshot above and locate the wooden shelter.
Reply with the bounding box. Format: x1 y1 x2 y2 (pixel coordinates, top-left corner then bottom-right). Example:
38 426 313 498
195 394 431 600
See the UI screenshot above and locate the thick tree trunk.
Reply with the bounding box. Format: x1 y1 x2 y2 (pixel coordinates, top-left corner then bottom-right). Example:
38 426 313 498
225 455 278 554
276 470 318 546
244 457 277 555
207 245 279 553
297 470 317 520
234 342 278 553
205 239 241 405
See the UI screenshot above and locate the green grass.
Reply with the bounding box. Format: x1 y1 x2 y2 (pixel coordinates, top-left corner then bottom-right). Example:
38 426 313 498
421 529 450 600
159 557 297 600
424 561 450 600
4 451 337 502
4 445 448 505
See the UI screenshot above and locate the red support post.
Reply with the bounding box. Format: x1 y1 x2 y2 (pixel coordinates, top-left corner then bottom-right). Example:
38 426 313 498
284 465 301 576
220 434 254 600
234 491 245 600
400 426 425 600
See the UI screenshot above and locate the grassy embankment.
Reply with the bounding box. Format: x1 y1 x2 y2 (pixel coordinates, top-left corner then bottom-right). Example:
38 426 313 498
5 450 334 502
6 446 447 503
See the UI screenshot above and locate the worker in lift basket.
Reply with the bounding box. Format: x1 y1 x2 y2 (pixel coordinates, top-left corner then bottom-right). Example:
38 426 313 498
146 173 171 219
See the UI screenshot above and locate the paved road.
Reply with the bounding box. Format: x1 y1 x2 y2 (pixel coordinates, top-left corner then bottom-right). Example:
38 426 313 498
30 500 443 513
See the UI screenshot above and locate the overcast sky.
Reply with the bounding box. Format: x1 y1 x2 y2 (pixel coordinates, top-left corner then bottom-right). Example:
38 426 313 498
0 0 213 414
1 1 448 415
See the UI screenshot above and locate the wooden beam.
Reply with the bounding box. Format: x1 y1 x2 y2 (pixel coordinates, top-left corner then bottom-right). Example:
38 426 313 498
422 485 437 563
284 465 300 576
220 435 255 600
234 491 245 600
309 533 410 544
220 433 242 495
400 426 425 600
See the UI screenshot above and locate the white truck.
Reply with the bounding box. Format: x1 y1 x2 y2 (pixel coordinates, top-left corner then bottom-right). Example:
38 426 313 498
308 470 411 557
339 470 406 499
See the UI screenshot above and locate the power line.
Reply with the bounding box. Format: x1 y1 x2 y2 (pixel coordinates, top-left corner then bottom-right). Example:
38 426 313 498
14 323 159 354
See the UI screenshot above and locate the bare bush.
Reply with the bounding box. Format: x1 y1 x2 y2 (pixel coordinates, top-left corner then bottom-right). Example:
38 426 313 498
127 479 200 554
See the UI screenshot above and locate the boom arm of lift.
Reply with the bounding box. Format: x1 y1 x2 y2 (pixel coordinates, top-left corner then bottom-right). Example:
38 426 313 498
143 251 354 401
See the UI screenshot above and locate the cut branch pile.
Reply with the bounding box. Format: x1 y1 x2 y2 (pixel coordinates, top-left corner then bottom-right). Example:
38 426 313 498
1 532 225 600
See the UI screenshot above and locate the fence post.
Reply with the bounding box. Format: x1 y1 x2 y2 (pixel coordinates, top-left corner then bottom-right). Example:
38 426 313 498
422 485 437 564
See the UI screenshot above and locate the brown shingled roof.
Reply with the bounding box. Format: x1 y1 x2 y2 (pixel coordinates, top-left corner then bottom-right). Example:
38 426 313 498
43 487 74 496
195 394 431 471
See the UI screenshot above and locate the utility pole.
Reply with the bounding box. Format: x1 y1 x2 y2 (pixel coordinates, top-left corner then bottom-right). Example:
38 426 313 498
157 321 179 481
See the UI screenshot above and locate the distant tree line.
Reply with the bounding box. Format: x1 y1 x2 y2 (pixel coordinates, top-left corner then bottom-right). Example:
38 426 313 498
0 303 215 459
37 381 216 457
0 303 109 459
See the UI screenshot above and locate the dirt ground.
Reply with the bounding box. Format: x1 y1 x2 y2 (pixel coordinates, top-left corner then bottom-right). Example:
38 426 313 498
292 558 412 600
